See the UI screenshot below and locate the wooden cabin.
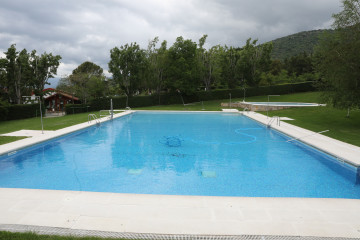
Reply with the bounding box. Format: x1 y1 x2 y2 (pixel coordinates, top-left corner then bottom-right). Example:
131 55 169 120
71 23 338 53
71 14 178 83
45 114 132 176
43 88 80 112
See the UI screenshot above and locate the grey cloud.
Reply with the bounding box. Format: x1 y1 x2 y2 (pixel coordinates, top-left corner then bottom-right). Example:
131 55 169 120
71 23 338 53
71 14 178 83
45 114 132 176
0 0 341 79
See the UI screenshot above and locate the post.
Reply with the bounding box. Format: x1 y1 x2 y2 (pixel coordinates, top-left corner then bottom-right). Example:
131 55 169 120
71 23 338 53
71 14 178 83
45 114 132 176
267 95 280 119
229 93 232 108
110 99 113 120
243 87 246 102
37 96 44 134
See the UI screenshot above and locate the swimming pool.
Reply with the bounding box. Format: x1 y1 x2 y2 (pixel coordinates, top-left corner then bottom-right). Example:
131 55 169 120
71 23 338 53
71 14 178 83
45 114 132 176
0 112 359 198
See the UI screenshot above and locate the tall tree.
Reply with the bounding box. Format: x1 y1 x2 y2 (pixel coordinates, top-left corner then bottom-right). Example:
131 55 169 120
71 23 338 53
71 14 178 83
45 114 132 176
14 49 31 104
30 50 61 96
4 45 33 104
166 36 198 94
314 0 360 116
219 46 240 89
146 37 168 103
239 39 273 87
197 35 222 91
4 44 18 103
67 61 106 103
109 42 146 102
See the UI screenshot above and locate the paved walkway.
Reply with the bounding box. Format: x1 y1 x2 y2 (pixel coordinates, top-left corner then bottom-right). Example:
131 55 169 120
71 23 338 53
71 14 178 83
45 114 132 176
0 110 359 238
244 111 360 167
0 188 360 238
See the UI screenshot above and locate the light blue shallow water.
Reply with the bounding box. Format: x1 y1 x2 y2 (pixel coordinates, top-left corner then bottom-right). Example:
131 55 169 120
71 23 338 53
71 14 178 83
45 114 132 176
248 102 318 106
0 112 359 198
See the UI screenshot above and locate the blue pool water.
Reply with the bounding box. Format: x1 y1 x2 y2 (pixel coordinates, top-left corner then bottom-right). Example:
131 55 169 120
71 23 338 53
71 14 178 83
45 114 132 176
0 112 359 198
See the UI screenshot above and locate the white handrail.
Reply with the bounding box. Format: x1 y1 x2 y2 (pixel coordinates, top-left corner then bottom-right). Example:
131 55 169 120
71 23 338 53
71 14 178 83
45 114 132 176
267 116 280 127
88 114 100 124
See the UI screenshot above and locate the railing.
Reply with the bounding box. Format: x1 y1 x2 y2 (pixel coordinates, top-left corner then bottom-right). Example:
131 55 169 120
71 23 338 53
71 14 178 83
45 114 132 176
267 116 280 127
88 114 100 124
99 110 113 118
242 107 250 114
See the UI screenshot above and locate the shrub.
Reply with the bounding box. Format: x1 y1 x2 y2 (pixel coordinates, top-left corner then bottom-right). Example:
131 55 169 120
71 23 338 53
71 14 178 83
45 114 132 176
5 103 45 121
0 100 9 121
65 82 316 114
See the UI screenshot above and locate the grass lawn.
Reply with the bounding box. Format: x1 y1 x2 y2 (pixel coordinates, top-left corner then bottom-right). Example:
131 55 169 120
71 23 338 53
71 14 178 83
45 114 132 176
0 231 125 240
267 106 360 146
0 111 100 145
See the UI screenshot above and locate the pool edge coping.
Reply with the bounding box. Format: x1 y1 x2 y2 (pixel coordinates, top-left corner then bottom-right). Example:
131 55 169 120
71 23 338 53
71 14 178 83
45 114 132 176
242 111 360 168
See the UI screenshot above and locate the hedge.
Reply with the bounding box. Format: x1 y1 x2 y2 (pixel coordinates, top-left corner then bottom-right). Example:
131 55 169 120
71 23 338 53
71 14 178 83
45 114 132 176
1 103 45 121
65 81 316 114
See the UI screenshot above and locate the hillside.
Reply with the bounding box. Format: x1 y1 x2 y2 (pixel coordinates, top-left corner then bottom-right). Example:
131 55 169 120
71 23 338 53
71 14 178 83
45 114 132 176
268 29 334 60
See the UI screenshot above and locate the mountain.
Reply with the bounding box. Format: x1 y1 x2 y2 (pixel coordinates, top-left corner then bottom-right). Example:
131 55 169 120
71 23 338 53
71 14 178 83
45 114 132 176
45 77 60 88
268 29 334 60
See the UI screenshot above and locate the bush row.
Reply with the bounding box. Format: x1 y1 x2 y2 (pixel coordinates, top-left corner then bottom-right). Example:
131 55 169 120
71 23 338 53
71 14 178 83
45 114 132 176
0 103 45 121
65 82 315 114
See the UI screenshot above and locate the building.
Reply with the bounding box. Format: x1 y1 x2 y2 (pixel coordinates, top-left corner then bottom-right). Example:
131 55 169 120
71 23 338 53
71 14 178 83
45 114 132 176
43 88 80 112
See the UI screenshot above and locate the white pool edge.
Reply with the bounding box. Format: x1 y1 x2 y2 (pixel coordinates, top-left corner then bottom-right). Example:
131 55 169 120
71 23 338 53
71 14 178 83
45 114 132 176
242 111 360 167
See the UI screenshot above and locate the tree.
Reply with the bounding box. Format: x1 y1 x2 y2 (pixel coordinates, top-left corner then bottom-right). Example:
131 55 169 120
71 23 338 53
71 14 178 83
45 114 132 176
0 58 7 101
14 49 32 104
67 61 106 103
30 50 61 96
166 36 198 94
220 46 240 89
4 45 33 104
239 39 273 87
285 52 314 77
314 0 360 116
146 37 168 103
109 42 146 105
197 35 222 91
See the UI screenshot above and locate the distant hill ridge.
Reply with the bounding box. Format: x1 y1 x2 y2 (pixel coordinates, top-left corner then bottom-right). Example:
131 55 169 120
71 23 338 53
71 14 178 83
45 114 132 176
267 29 333 60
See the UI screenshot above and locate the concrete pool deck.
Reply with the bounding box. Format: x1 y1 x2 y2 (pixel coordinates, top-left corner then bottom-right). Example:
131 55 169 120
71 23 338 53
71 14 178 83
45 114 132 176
243 111 360 167
0 110 360 238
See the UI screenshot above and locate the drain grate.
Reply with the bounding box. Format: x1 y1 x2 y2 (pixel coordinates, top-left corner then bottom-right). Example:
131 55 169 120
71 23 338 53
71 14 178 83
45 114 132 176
0 224 357 240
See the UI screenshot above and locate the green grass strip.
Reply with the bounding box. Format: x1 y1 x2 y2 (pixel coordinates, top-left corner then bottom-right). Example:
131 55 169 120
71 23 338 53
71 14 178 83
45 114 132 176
0 231 128 240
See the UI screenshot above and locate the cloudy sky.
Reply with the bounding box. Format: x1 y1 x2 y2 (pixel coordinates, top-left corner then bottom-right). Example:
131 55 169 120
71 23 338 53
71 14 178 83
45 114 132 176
0 0 341 83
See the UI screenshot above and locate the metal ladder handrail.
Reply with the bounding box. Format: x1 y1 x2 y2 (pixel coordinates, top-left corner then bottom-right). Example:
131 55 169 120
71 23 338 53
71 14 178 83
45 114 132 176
99 109 113 118
286 130 329 142
267 116 280 127
242 107 250 114
88 114 100 124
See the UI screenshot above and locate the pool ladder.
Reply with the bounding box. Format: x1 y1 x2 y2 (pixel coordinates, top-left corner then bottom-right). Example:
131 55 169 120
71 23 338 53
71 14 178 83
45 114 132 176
267 116 280 128
242 107 250 114
88 114 100 125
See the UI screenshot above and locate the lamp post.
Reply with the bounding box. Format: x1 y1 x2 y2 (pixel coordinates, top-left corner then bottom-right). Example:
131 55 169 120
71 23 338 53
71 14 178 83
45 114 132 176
267 95 280 119
32 95 44 134
229 93 232 108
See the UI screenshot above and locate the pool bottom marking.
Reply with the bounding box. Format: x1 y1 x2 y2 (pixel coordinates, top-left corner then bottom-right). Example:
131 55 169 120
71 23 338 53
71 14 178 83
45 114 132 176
160 136 183 147
128 169 143 175
202 171 216 178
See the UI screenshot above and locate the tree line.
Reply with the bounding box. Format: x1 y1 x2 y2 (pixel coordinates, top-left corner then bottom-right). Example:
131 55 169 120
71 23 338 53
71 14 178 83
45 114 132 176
0 45 61 104
0 0 359 114
56 36 316 105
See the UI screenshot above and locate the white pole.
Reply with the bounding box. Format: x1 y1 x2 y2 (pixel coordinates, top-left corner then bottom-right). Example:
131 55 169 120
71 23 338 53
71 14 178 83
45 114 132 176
110 99 113 120
38 96 44 134
267 95 280 119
